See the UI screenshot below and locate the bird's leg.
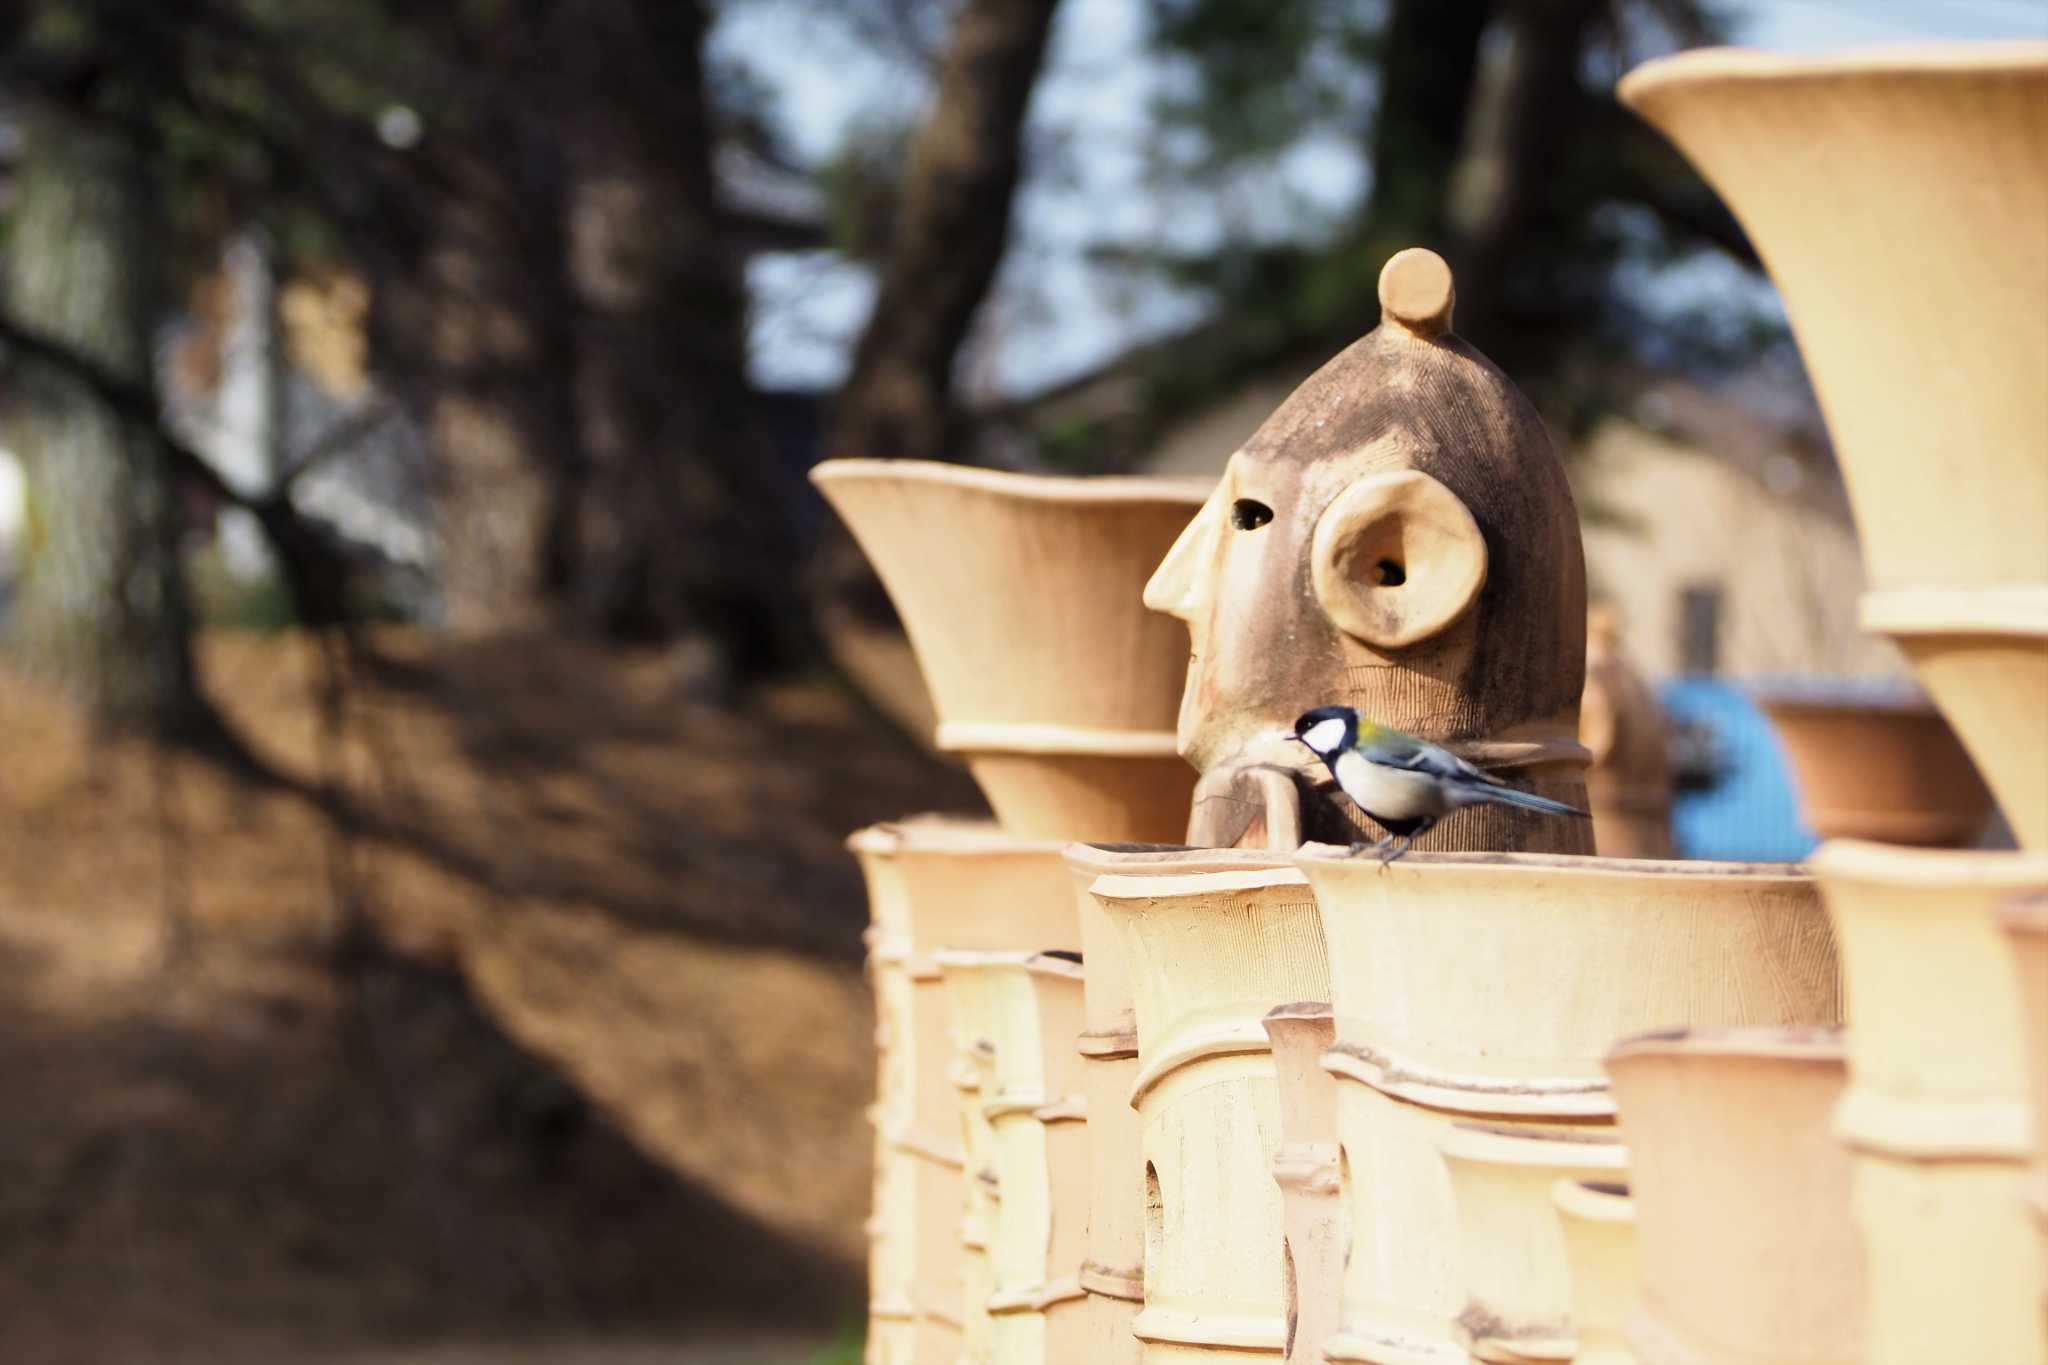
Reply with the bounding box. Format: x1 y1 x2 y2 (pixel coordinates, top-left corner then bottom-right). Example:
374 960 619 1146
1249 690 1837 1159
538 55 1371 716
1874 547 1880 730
1346 835 1392 860
1378 834 1413 866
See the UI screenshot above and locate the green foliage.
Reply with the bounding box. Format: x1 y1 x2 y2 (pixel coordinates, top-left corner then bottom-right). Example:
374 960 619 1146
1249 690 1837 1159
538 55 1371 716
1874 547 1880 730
809 1320 865 1365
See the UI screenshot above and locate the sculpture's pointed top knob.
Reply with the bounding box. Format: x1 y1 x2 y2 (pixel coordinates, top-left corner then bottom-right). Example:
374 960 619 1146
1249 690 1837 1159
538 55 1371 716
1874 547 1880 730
1378 247 1456 338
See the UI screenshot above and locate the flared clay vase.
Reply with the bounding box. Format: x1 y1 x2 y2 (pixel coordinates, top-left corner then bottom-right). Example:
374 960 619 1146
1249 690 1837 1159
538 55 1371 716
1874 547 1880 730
812 459 1209 843
1759 694 1995 847
1618 44 2048 850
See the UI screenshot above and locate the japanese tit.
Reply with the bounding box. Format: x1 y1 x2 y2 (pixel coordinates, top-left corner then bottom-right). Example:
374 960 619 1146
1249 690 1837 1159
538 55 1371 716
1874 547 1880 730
1290 704 1588 862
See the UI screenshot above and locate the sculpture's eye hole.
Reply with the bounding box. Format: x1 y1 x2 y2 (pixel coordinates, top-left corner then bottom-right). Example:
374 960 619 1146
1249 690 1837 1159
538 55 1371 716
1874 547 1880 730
1231 499 1274 531
1374 558 1406 587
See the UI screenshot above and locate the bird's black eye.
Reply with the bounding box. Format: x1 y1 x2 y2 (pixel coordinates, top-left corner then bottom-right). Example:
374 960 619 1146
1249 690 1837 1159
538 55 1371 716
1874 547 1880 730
1231 499 1273 531
1374 559 1406 586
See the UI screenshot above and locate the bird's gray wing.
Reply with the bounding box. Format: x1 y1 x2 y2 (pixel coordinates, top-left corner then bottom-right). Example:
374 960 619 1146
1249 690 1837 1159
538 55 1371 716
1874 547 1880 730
1359 732 1500 785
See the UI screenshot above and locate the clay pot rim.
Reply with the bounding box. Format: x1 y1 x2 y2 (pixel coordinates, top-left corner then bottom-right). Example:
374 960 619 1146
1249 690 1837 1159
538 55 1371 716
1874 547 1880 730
937 721 1184 757
1621 40 2048 109
1063 843 1295 877
929 948 1085 981
1438 1120 1629 1167
1861 583 2048 638
810 456 1214 506
855 818 1063 857
1551 1177 1635 1223
1265 1000 1335 1023
1091 864 1311 901
1605 1025 1846 1067
1295 843 1809 880
1810 838 2048 887
1753 691 1936 719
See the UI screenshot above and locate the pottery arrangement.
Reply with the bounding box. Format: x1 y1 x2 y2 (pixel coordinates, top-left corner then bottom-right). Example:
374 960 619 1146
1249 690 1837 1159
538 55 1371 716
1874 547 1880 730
1759 693 1995 846
1620 38 2048 1365
1299 848 1840 1364
830 54 2047 1345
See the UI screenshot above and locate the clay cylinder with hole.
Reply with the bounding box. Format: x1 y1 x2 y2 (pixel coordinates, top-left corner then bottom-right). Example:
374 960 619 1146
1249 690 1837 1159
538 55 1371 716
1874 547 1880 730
1090 857 1331 1361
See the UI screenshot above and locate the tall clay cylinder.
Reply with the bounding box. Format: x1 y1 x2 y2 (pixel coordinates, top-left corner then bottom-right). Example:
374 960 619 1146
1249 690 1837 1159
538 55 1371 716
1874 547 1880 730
1812 841 2048 1365
1618 44 2048 849
1091 858 1330 1361
2001 893 2048 1284
1262 1003 1344 1365
812 461 1208 841
1605 1029 1863 1365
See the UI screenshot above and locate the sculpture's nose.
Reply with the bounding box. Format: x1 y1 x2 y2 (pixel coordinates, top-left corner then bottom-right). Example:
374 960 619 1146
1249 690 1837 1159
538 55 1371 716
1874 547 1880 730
1143 484 1221 623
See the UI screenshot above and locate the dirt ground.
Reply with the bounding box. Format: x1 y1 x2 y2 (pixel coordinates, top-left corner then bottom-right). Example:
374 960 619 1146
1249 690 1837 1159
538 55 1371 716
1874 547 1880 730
0 629 987 1362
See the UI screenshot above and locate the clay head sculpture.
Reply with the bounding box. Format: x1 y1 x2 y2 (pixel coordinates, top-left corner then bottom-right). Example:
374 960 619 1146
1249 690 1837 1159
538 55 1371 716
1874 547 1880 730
1145 248 1592 851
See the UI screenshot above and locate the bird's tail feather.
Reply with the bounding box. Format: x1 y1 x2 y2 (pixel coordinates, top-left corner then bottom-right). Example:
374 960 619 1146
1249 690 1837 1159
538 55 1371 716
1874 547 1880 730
1482 784 1589 819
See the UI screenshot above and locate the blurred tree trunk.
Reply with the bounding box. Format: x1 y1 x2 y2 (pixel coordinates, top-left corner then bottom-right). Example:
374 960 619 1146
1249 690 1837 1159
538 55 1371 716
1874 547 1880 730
548 0 809 673
4 107 205 735
1442 0 1606 355
827 0 1063 461
420 119 585 635
1362 0 1493 259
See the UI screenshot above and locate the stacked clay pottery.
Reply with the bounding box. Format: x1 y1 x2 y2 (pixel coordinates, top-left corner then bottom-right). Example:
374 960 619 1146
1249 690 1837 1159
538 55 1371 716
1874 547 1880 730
1061 845 1287 1364
1262 1003 1344 1365
1297 848 1841 1363
2003 894 2048 1289
1810 843 2048 1364
1622 44 2048 1359
811 460 1208 842
1435 1122 1628 1362
1759 691 1995 846
1548 1180 1640 1365
851 822 1079 1363
934 951 1091 1362
1089 856 1330 1360
1619 43 2048 852
1605 1028 1862 1365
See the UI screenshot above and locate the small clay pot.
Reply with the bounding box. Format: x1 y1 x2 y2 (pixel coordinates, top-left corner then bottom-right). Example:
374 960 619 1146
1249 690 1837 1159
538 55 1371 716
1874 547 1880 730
1549 1180 1640 1365
1759 692 1995 847
1605 1028 1861 1365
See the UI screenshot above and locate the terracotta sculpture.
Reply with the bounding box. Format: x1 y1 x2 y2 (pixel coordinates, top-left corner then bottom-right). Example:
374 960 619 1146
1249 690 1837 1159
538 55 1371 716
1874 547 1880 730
1144 248 1592 852
1581 605 1675 859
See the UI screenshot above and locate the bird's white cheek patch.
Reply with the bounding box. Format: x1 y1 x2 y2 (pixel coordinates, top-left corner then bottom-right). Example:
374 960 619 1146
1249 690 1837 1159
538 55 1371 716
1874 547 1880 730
1302 718 1348 752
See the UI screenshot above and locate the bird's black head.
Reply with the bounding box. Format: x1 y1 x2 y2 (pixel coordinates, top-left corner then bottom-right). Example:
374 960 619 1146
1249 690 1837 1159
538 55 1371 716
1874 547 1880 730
1290 704 1359 758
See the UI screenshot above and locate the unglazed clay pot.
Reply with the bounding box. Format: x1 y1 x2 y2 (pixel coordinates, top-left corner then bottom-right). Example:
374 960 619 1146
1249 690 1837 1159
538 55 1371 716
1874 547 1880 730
1760 693 1996 847
1436 1122 1628 1362
1582 605 1675 860
1812 840 2048 1365
1604 1028 1862 1365
1263 1003 1344 1365
935 952 1091 1364
1618 44 2048 850
1549 1180 1640 1365
812 460 1208 842
941 955 1004 1363
1090 857 1331 1360
1061 844 1290 1365
1297 847 1843 1363
851 821 1081 1363
2001 893 2048 1288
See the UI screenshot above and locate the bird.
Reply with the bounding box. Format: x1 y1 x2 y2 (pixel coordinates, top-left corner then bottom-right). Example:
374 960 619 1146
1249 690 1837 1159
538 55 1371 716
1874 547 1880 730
1289 704 1588 862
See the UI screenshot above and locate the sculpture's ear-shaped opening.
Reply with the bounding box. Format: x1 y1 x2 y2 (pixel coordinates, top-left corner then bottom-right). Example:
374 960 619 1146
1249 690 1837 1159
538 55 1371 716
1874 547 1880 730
1311 469 1487 648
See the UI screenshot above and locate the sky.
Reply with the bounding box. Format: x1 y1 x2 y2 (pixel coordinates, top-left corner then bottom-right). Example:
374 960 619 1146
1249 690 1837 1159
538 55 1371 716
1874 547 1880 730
725 0 2048 399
